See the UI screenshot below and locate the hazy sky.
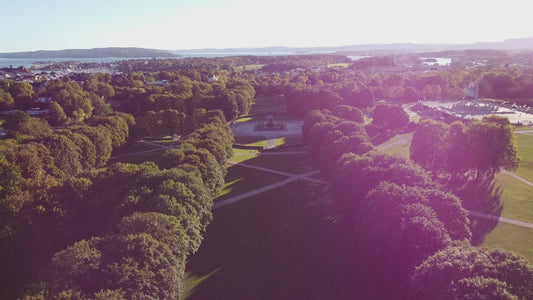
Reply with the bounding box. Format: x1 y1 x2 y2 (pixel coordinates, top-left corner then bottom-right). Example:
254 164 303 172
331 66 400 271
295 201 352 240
1 0 531 52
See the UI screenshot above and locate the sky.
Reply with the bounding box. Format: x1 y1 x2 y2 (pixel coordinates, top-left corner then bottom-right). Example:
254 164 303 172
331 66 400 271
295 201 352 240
1 0 532 52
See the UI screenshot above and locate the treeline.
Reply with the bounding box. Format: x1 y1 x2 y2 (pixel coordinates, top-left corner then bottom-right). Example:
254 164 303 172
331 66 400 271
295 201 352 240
303 108 533 298
411 116 519 181
114 54 350 73
0 109 134 298
1 70 255 126
1 109 232 299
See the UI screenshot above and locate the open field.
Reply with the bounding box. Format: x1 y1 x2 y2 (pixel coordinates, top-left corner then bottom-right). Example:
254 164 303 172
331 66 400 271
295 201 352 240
234 64 264 71
481 221 533 262
379 142 410 160
234 136 303 148
184 181 366 300
215 164 287 202
327 63 349 68
250 95 290 115
231 152 314 174
496 173 533 223
514 132 533 182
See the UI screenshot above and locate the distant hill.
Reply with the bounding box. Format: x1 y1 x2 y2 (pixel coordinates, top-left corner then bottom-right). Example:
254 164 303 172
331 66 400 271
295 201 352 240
0 47 178 58
172 37 533 56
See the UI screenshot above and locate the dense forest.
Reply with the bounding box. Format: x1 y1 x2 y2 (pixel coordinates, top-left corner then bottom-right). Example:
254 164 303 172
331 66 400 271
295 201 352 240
1 53 533 299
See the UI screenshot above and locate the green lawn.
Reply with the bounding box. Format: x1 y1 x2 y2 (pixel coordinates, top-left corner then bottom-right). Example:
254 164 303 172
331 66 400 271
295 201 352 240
514 133 533 182
250 95 289 115
234 136 303 148
230 152 314 175
234 64 264 71
111 149 166 164
214 164 287 202
184 181 369 299
376 133 412 160
110 142 167 164
495 173 533 223
481 221 533 263
379 143 410 160
327 63 349 68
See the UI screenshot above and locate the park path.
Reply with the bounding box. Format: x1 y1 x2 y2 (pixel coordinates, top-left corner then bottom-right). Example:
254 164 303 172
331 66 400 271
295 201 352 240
373 134 533 230
213 156 326 210
468 211 533 229
500 169 533 187
216 146 533 230
110 140 175 160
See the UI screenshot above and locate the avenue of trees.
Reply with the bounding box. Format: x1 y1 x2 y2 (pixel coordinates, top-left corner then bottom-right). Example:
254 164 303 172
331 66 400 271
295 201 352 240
302 104 531 298
0 64 240 299
2 53 533 299
19 111 233 299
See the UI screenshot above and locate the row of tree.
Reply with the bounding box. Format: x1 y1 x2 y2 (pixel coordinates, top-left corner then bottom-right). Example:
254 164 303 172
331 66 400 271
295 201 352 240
302 107 533 298
16 110 233 299
410 116 519 181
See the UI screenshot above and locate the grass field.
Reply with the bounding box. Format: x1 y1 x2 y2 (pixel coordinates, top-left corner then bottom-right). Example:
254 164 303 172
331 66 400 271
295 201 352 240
496 173 533 223
250 95 290 115
481 221 533 262
379 143 410 160
234 136 303 148
327 63 350 68
231 152 314 174
234 64 264 71
214 164 287 202
184 181 368 300
514 133 533 182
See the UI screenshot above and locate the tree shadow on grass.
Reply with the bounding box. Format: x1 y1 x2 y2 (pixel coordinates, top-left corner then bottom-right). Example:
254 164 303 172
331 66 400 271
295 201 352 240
448 177 503 245
184 181 372 300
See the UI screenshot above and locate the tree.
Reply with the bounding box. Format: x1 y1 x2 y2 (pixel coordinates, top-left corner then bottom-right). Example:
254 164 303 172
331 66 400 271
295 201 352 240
4 111 51 138
421 84 442 99
371 103 409 131
409 246 533 300
465 116 519 179
0 89 14 109
38 134 82 175
49 101 69 126
72 126 113 167
88 116 129 149
410 119 449 173
332 152 433 205
445 121 468 177
331 105 364 123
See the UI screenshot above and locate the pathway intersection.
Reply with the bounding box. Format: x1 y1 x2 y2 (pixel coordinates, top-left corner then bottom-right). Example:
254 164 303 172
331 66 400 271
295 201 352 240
214 136 533 232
